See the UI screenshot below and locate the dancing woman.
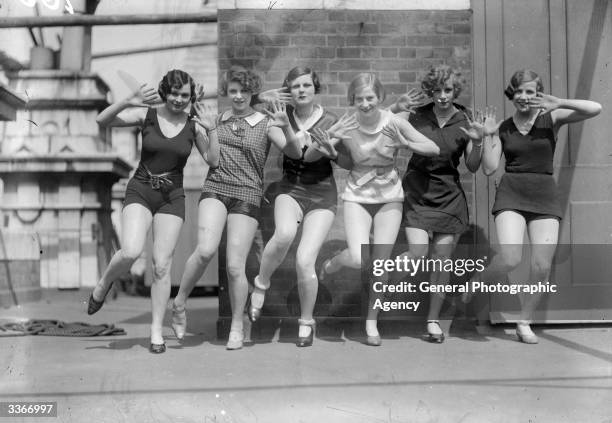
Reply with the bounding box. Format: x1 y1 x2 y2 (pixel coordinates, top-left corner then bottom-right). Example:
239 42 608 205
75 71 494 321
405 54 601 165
246 66 357 347
87 69 219 354
480 69 601 343
317 73 440 346
170 66 302 350
389 65 486 343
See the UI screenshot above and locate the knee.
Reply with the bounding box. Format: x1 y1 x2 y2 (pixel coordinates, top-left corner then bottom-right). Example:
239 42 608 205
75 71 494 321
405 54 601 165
346 251 362 269
498 252 522 272
152 257 172 281
119 247 141 263
225 261 245 281
193 243 216 263
272 226 297 248
531 259 552 277
295 251 316 275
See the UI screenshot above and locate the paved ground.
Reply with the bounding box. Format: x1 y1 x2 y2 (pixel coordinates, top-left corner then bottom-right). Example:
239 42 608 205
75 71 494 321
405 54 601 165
1 290 612 423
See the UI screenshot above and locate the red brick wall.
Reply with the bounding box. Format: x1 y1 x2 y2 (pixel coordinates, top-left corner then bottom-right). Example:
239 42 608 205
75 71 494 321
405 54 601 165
216 8 473 330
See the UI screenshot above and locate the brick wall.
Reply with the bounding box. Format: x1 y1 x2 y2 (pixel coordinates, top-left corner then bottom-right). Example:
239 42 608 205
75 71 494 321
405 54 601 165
217 8 473 333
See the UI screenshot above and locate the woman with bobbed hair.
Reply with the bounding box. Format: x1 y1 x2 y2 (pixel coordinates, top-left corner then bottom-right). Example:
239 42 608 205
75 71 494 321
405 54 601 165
170 66 303 350
246 66 357 347
478 68 601 343
88 69 219 354
388 65 488 343
316 72 440 346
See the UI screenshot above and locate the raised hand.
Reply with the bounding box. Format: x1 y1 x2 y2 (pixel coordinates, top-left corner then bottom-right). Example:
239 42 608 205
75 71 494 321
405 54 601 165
191 102 217 131
311 128 338 159
529 93 561 114
482 106 503 136
258 87 292 104
394 88 427 113
459 110 486 140
127 83 161 106
328 112 358 140
194 83 206 102
264 100 290 128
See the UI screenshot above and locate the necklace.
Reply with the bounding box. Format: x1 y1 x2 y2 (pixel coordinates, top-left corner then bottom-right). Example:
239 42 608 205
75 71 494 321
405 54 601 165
433 106 457 127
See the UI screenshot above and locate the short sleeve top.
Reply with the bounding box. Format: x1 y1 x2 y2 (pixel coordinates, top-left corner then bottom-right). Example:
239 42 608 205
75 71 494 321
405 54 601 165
202 110 271 206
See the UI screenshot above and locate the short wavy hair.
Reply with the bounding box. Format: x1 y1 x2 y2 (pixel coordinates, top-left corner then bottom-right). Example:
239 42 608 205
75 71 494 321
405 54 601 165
420 65 466 99
504 69 544 100
219 65 262 96
282 66 321 94
347 73 385 106
158 69 196 102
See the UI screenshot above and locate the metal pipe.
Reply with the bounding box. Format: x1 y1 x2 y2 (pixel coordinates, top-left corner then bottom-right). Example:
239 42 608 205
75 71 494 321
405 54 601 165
92 40 217 59
0 12 217 28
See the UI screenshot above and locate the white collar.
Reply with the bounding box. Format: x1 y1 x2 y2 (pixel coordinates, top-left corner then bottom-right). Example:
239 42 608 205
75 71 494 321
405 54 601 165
220 110 266 127
293 104 323 131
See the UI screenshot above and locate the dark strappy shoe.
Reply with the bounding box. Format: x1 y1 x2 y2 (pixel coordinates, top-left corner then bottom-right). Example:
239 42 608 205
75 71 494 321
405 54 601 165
297 319 316 347
87 282 114 315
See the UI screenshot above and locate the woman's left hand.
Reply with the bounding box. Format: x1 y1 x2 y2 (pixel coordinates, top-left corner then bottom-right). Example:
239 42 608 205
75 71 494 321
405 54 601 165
264 100 290 128
191 101 217 131
311 128 338 159
529 93 561 114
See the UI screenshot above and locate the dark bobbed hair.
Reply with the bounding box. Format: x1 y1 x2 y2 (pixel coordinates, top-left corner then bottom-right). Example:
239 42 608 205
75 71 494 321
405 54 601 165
504 69 544 100
158 69 196 103
219 65 262 96
347 73 385 105
282 66 321 94
420 65 466 98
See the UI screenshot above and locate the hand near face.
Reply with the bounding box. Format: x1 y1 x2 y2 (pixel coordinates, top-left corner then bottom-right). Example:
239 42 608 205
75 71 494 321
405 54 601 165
128 83 161 106
529 93 561 114
258 88 292 104
191 102 217 131
264 100 290 128
395 88 427 113
328 112 358 140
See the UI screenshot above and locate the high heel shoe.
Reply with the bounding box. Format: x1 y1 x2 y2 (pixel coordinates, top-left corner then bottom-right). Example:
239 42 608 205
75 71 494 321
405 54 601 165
516 323 538 344
425 320 445 343
296 319 316 347
226 329 244 350
87 282 114 315
149 342 166 354
247 276 267 323
171 302 187 340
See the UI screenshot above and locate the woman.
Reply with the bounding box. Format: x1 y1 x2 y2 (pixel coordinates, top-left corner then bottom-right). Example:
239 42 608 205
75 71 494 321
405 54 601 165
317 73 440 346
170 66 302 350
87 69 219 354
389 65 486 343
480 69 601 343
246 66 357 347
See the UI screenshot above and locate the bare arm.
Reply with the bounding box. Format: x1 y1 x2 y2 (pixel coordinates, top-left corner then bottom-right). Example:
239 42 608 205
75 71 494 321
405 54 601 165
530 94 602 128
191 102 220 167
394 118 440 156
265 101 302 159
96 84 158 127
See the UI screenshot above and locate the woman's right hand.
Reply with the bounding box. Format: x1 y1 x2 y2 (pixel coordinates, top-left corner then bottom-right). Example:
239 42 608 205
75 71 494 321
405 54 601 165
392 88 427 113
328 112 358 140
258 87 292 104
126 84 161 107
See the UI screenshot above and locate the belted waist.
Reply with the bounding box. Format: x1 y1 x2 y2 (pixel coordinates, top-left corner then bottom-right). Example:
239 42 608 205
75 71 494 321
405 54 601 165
352 165 397 186
134 164 182 190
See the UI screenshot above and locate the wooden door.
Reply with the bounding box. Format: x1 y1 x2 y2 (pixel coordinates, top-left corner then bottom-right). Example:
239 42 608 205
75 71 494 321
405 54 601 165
472 0 612 322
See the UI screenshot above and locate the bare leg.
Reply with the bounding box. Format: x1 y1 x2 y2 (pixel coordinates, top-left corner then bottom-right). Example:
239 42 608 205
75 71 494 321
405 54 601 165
253 195 302 308
173 198 227 309
295 208 335 338
516 217 559 342
425 233 459 339
92 204 152 301
149 213 183 345
225 213 259 348
366 203 402 339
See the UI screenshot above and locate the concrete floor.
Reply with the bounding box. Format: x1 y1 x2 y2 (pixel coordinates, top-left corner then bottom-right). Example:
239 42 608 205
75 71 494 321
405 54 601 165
1 290 611 423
